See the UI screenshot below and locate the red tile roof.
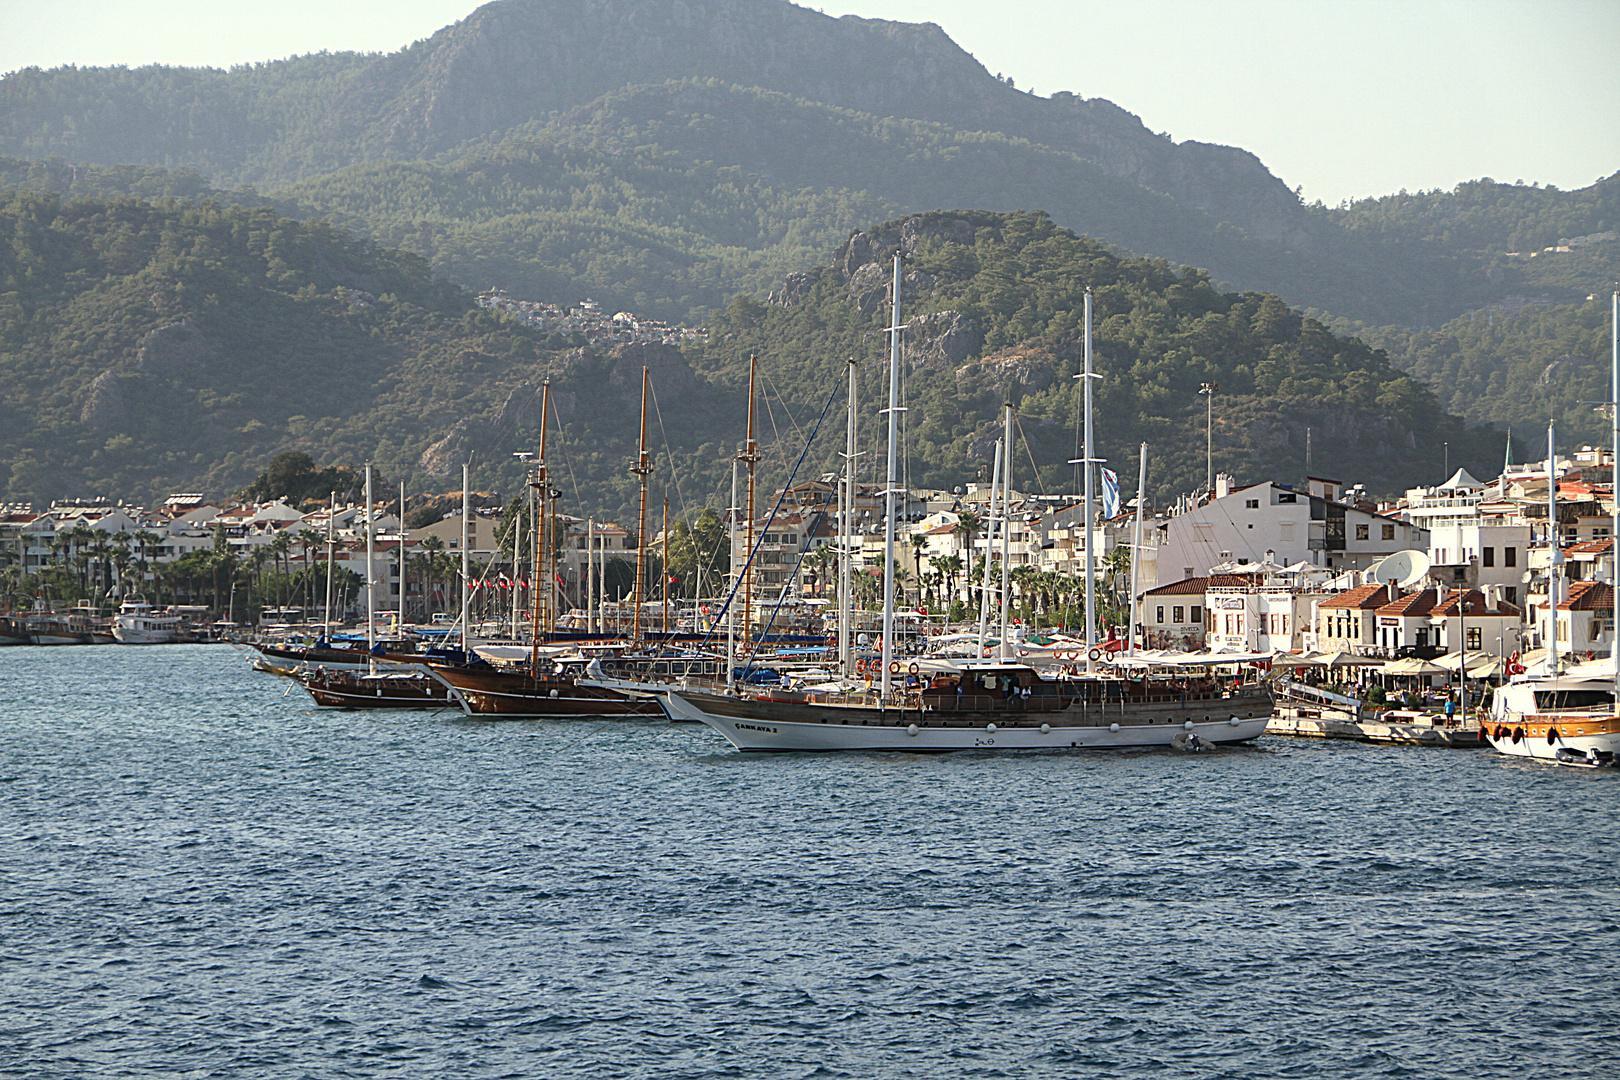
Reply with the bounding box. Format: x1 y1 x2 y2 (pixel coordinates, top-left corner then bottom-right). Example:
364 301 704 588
1560 581 1615 612
1431 588 1520 617
1567 537 1613 555
1320 583 1391 610
1145 573 1256 596
1376 588 1440 617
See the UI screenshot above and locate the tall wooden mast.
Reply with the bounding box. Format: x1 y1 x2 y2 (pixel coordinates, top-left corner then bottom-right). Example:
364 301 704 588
739 355 760 652
529 380 551 666
631 367 653 640
662 495 670 637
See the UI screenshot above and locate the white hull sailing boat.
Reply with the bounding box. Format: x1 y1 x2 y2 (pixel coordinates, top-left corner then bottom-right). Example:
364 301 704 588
668 261 1271 752
1485 292 1620 767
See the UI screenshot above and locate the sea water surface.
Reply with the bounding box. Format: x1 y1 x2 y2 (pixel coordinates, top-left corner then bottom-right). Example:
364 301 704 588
2 645 1617 1079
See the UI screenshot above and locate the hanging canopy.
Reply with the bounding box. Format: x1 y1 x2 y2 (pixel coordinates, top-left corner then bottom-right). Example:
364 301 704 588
1381 657 1447 676
1433 650 1499 673
1313 649 1383 667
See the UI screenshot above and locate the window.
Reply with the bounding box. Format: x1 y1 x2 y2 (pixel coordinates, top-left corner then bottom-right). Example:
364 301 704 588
1173 605 1184 623
1467 627 1482 650
1482 547 1495 567
1190 606 1202 625
1505 586 1517 605
1356 523 1369 541
1246 499 1260 509
1156 606 1165 624
1504 547 1517 567
1416 628 1428 647
1453 567 1467 582
1278 492 1297 503
1382 523 1395 540
1280 522 1296 541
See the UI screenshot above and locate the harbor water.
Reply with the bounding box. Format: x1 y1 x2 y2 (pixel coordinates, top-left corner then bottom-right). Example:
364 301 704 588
3 645 1617 1079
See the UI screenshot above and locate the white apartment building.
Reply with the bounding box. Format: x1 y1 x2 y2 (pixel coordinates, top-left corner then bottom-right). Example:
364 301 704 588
1157 475 1428 583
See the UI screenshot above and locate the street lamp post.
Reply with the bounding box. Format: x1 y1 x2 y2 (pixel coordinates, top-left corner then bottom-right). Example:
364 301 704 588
1198 382 1218 493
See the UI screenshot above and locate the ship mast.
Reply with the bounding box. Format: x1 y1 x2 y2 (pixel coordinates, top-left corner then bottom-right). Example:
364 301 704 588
662 495 670 637
1129 442 1147 655
461 460 470 649
1074 288 1101 673
999 401 1013 658
529 380 551 667
631 368 653 641
1549 420 1560 676
1613 289 1618 714
323 488 335 641
977 441 1001 660
364 462 375 671
840 357 859 679
399 479 407 631
727 456 738 688
881 253 904 701
739 355 760 656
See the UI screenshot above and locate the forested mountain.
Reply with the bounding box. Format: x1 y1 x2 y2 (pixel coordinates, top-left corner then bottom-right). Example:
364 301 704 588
3 0 1613 328
0 191 562 506
1344 297 1618 451
0 193 1506 513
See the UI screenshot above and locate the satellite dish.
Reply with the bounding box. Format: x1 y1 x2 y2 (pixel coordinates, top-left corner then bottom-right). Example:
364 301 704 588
1372 550 1431 589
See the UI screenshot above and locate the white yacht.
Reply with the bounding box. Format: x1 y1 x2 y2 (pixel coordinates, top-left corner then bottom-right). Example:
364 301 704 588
112 599 180 644
1487 672 1620 766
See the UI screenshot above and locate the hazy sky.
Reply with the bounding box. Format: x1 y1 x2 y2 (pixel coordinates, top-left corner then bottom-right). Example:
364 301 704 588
1 0 1614 205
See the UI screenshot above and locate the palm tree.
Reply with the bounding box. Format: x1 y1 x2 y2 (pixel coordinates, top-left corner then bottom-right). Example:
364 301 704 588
108 531 132 600
908 533 929 599
418 534 447 618
953 511 982 570
807 543 837 598
131 529 160 597
266 529 293 612
931 553 963 606
1011 564 1038 624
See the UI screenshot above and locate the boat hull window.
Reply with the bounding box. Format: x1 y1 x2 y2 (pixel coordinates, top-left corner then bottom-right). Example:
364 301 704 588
1532 689 1615 710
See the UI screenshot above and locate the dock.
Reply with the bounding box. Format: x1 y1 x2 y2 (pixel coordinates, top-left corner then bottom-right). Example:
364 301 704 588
1269 680 1487 748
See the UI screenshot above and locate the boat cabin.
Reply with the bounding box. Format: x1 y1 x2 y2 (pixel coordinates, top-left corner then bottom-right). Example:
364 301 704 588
918 663 1235 712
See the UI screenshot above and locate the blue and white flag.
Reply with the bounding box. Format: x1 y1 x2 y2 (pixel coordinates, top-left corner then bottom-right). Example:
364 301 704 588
1101 467 1120 519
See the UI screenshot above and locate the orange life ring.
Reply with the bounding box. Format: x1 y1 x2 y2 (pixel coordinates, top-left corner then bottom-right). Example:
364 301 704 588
982 645 994 657
855 657 867 674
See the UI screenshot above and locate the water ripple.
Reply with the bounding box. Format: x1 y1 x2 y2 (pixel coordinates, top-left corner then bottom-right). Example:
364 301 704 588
2 645 1618 1079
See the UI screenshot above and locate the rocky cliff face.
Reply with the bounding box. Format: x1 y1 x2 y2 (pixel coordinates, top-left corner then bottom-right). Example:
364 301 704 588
350 0 1306 240
0 0 1307 245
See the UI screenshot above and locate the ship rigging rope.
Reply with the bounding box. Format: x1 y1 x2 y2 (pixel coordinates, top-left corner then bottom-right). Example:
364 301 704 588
749 485 839 662
696 380 841 665
648 379 692 522
1014 414 1048 499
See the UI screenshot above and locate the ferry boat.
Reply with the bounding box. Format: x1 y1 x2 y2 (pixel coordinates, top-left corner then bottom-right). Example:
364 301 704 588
1486 672 1620 766
663 662 1272 752
112 599 180 644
